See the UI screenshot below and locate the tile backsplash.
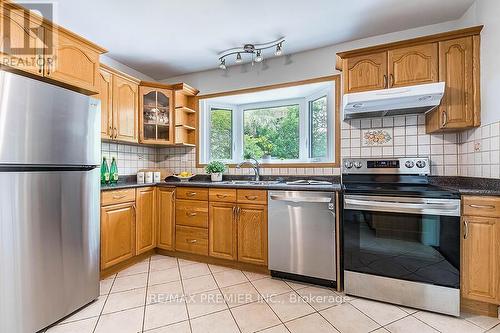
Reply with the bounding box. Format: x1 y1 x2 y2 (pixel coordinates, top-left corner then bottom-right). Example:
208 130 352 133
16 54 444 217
341 114 459 176
458 121 500 178
101 116 499 179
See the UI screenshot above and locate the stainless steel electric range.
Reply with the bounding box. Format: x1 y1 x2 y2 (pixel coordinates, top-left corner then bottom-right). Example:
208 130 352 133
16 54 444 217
342 157 461 316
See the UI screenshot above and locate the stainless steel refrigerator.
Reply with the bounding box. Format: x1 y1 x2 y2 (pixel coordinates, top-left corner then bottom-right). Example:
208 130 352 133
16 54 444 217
0 71 101 333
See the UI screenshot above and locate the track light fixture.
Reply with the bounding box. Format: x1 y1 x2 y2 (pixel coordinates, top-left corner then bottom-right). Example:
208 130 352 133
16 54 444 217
217 37 285 70
218 58 226 70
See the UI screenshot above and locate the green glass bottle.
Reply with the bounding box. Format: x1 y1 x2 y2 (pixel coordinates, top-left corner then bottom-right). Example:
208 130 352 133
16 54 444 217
110 157 119 184
101 157 110 184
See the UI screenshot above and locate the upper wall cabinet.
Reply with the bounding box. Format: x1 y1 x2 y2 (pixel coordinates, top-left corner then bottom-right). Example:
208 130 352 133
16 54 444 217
0 2 106 94
388 43 438 88
0 5 44 76
344 52 387 93
97 64 139 143
336 26 482 133
426 36 479 132
139 83 174 145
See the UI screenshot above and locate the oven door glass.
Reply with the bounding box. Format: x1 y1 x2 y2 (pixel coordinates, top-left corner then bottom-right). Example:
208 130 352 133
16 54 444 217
343 201 460 289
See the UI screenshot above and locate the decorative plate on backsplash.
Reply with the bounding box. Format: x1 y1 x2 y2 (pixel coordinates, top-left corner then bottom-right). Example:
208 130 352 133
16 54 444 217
362 128 393 146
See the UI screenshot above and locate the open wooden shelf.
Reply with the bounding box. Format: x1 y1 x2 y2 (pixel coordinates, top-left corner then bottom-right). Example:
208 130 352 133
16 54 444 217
173 84 198 146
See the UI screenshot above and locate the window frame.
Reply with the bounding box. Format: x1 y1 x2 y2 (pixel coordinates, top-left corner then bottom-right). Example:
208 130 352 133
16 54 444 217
306 87 333 162
196 75 341 168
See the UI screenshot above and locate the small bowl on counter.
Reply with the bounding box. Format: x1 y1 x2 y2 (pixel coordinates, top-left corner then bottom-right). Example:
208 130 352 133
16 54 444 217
172 174 196 182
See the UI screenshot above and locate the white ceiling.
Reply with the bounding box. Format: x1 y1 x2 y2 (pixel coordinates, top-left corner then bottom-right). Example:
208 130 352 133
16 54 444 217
45 0 475 80
205 81 333 105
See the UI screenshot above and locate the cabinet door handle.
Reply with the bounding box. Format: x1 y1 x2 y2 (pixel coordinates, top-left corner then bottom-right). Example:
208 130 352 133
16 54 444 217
186 211 197 217
441 111 448 128
132 204 136 220
113 194 126 199
469 204 496 210
383 75 388 88
109 126 113 138
463 220 469 239
187 192 197 197
389 74 394 87
187 239 197 244
46 59 51 76
216 194 227 199
245 195 258 200
37 54 43 74
232 206 236 221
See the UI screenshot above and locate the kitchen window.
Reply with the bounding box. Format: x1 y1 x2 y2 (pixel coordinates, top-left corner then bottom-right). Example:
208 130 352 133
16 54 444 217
198 78 338 165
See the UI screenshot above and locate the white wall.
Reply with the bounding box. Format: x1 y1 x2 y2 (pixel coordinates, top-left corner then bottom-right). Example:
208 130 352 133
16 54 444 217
455 0 500 125
161 21 460 94
100 55 155 81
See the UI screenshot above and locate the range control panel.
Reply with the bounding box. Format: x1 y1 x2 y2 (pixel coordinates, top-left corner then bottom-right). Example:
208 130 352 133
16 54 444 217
342 157 430 175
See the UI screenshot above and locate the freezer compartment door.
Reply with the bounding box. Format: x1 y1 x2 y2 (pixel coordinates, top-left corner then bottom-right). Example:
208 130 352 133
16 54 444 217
268 191 336 281
0 71 100 166
0 169 100 333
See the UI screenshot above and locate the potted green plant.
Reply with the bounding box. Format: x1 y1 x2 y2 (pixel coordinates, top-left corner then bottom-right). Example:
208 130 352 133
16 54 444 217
205 161 226 182
257 137 274 162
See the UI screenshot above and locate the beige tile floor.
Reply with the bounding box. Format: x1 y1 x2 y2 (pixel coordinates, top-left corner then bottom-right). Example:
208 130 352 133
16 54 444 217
44 254 500 333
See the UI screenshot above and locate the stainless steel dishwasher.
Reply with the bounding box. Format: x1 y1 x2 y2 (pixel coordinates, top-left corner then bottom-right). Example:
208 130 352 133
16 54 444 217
268 191 336 286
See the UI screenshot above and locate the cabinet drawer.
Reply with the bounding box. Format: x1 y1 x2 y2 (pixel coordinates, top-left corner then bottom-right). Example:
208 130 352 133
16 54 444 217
463 196 500 217
209 188 237 203
101 189 136 206
176 187 209 201
176 199 208 228
237 189 267 205
175 225 208 255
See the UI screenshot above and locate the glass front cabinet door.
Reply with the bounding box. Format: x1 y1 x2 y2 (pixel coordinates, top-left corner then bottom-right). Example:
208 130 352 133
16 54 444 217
139 86 174 144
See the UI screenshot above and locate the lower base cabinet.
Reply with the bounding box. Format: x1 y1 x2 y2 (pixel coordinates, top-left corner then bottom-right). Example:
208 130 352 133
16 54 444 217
209 202 237 260
136 187 156 255
100 201 136 270
208 189 268 266
238 204 268 266
157 187 175 250
175 225 209 255
461 196 500 307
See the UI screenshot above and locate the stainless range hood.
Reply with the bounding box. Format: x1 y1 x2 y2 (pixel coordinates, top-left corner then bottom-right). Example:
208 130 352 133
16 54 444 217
343 82 445 119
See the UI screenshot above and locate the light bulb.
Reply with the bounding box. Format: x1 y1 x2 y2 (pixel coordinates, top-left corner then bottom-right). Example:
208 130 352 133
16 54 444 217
255 50 263 63
219 59 226 70
235 53 242 63
275 43 282 56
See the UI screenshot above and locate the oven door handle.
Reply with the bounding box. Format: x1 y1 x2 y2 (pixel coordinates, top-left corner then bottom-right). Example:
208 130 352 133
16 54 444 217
344 198 460 216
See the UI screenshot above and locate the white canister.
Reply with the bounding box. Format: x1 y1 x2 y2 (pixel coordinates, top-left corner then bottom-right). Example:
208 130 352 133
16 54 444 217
153 171 161 183
137 171 145 184
145 172 153 183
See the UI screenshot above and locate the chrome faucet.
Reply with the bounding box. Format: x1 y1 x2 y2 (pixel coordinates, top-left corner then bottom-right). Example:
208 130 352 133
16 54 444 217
236 158 261 181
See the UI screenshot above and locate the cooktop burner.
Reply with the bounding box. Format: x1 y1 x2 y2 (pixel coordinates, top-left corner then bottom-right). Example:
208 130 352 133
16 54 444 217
342 157 459 199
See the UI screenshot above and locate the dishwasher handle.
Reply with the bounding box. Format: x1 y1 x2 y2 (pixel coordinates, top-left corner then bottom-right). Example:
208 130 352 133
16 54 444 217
269 195 332 203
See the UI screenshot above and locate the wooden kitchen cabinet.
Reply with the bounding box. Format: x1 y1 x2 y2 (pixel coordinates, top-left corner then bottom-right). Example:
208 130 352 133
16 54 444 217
462 215 500 304
97 66 113 139
343 52 387 93
100 202 136 270
139 84 174 145
209 202 237 260
461 196 500 308
337 26 482 133
97 65 140 143
426 37 479 132
113 73 139 143
0 2 106 94
157 187 175 250
44 26 101 93
0 5 44 76
387 43 438 88
136 187 156 255
176 199 209 228
237 203 268 266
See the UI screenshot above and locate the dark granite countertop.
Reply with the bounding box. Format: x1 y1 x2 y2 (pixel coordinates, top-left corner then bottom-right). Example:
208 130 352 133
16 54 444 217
429 176 500 196
101 175 342 192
